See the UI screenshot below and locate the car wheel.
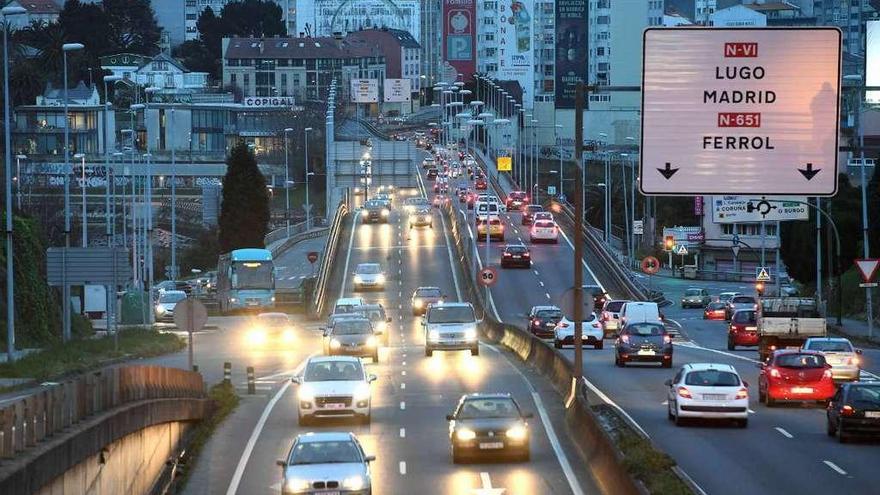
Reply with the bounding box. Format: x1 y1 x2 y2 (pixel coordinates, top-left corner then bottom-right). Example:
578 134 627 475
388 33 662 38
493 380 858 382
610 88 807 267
837 423 848 443
452 445 465 464
727 338 735 351
765 394 776 407
737 418 748 428
826 417 836 437
674 409 687 427
360 412 372 425
425 347 433 357
662 360 672 369
297 413 310 427
471 346 479 356
554 339 562 349
615 356 624 367
595 341 604 350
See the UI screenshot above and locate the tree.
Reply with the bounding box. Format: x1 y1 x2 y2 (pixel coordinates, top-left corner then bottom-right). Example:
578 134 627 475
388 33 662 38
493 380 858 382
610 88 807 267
218 142 270 252
173 39 217 75
102 0 161 55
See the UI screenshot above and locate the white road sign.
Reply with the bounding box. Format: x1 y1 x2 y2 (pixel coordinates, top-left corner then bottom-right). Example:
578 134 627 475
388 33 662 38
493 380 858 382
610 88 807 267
711 195 809 223
350 79 379 103
640 28 841 196
384 78 412 102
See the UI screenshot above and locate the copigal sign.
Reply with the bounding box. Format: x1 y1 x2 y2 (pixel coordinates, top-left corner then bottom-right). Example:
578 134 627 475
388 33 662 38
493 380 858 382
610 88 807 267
640 28 841 196
243 96 296 107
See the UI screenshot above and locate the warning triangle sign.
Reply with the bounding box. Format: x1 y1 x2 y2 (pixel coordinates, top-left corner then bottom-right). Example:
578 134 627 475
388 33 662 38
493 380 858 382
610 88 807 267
676 244 688 255
855 259 880 283
756 267 771 282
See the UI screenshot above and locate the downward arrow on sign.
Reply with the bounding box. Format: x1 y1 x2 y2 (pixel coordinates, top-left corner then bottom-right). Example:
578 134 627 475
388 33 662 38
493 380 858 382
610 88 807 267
798 163 821 180
472 472 506 495
657 162 679 180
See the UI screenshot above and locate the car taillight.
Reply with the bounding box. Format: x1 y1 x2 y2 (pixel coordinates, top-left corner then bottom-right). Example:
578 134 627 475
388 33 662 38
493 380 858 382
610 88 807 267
841 405 855 416
601 312 610 321
677 387 692 399
735 388 748 400
524 196 529 201
558 322 570 328
523 253 530 258
769 368 781 378
503 252 512 257
849 357 860 366
663 335 672 344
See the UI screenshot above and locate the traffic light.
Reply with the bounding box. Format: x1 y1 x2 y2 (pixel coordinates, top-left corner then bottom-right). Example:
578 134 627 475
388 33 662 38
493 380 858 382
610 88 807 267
664 235 675 251
755 281 765 296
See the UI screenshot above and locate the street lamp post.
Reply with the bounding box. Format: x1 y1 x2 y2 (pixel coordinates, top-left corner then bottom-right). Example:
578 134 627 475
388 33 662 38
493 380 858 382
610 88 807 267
74 153 87 246
3 5 26 360
103 75 122 246
283 127 293 235
304 127 313 228
598 132 610 242
14 154 26 210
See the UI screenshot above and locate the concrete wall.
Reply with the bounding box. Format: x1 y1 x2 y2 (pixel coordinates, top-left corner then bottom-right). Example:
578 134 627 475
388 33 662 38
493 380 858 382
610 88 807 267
35 421 191 495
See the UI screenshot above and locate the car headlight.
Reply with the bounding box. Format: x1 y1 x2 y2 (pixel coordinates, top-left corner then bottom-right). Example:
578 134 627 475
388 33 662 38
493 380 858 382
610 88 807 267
381 209 390 217
155 305 165 314
342 475 365 490
375 274 385 284
429 330 440 341
464 327 477 340
247 329 266 345
366 336 378 347
506 424 528 440
298 385 315 402
330 339 341 349
282 329 295 342
270 296 276 302
456 428 477 441
286 478 311 492
229 297 237 303
414 299 423 308
376 322 387 333
354 383 371 401
354 275 363 283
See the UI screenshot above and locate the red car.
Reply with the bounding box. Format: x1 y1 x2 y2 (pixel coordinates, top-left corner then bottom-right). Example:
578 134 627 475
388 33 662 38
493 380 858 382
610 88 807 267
758 350 836 406
727 309 758 350
703 302 727 320
474 177 487 190
506 191 528 210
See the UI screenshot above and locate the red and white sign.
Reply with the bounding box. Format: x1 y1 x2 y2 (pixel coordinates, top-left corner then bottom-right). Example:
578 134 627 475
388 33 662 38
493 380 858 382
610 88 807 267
640 28 841 196
307 251 319 264
855 258 880 283
642 256 661 275
478 266 498 287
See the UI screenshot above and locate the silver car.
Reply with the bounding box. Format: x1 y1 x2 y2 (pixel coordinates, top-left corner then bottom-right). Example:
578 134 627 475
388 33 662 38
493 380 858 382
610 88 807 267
154 290 186 322
802 337 862 381
353 263 385 291
277 432 374 494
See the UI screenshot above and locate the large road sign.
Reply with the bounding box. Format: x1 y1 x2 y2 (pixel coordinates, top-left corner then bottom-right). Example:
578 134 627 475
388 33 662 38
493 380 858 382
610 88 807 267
756 267 772 282
640 28 841 196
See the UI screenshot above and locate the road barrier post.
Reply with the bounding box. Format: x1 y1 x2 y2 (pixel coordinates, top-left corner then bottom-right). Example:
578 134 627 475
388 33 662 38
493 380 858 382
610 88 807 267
246 367 255 395
223 362 231 385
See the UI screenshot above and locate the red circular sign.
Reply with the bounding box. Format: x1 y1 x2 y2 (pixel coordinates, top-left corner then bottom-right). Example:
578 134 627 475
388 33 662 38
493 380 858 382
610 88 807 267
478 267 498 287
641 256 661 275
307 251 319 263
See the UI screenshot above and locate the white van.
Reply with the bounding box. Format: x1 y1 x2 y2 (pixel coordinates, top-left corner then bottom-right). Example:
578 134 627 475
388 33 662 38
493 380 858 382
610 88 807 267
619 301 662 326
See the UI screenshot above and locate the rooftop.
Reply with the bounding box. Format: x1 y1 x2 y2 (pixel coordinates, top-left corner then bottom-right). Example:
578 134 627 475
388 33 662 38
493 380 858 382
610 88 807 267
224 37 380 60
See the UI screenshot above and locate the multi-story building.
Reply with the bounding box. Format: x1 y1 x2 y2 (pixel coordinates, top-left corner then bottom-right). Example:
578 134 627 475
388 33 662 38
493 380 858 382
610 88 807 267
346 28 421 94
420 0 442 95
99 53 210 97
814 0 878 56
3 0 60 30
221 36 386 101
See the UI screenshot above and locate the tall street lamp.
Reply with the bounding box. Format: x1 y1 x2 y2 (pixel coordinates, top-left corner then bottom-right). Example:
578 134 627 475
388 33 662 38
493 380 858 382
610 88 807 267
103 75 122 245
304 127 314 228
74 153 87 246
61 41 85 342
3 5 26 361
283 127 293 236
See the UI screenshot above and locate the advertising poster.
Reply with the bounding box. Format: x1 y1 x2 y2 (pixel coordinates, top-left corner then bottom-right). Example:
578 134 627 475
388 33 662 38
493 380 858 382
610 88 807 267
442 0 476 80
498 0 534 107
555 0 588 108
384 78 412 102
307 0 420 39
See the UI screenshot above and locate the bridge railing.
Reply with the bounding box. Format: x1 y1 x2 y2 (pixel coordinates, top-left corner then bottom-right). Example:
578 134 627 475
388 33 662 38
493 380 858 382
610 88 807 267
0 366 204 460
310 195 350 318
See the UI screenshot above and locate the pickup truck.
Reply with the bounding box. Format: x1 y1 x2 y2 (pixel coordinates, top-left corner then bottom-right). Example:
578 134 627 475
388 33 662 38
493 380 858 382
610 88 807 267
757 297 826 361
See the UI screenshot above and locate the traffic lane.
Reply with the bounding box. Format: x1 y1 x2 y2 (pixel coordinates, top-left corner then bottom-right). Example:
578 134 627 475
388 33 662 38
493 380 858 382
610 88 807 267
557 342 880 495
274 234 329 288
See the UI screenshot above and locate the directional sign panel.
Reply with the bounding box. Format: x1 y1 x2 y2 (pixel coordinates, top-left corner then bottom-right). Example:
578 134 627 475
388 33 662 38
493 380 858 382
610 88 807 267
640 28 841 196
712 195 809 223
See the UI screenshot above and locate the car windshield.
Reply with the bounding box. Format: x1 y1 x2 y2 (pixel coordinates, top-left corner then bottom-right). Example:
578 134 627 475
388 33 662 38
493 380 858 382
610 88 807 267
805 340 853 353
258 315 289 326
526 206 542 213
416 288 442 298
289 441 362 465
535 221 555 228
685 370 740 387
732 310 756 324
719 293 738 301
427 306 475 323
847 385 880 408
685 289 703 296
506 246 528 254
708 303 727 310
357 264 381 274
458 398 520 419
357 308 385 321
159 292 186 303
775 353 827 369
365 200 383 208
605 301 626 312
536 309 562 319
732 296 756 304
332 320 372 335
626 323 665 337
304 361 364 382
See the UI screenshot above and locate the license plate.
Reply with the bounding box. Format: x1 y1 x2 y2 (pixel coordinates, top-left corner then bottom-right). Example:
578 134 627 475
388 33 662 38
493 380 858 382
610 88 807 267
320 492 340 495
791 387 813 394
703 394 727 400
637 349 656 356
479 442 504 450
865 411 880 418
323 403 345 409
513 256 521 259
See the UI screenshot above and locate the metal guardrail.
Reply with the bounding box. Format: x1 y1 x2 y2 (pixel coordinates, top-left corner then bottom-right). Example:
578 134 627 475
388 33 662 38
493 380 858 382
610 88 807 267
264 219 311 248
310 198 349 318
270 226 331 259
0 366 204 460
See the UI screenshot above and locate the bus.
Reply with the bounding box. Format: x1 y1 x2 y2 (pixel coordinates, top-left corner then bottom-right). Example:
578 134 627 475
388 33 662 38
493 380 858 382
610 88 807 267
217 248 275 313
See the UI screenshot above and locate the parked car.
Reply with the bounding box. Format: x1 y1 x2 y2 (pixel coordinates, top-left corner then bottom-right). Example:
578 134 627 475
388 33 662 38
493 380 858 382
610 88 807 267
615 322 673 368
826 382 880 442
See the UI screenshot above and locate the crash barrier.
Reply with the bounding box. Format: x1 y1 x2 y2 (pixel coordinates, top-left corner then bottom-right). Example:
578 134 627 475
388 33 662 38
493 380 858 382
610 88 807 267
310 199 350 318
442 203 665 495
269 224 330 259
0 365 205 461
264 219 311 250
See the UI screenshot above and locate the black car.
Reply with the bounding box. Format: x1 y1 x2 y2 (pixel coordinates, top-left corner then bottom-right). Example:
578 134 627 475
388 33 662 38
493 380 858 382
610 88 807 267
426 167 439 180
500 244 531 268
322 318 379 362
362 199 389 224
827 383 880 442
615 322 673 368
527 305 563 338
446 393 533 463
583 284 608 312
521 205 543 225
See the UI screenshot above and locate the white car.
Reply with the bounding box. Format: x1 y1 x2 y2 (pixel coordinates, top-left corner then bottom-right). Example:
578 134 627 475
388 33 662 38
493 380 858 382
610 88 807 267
333 297 365 315
802 337 862 381
353 263 386 291
553 314 604 349
529 219 559 243
665 363 749 428
155 290 186 322
293 356 377 425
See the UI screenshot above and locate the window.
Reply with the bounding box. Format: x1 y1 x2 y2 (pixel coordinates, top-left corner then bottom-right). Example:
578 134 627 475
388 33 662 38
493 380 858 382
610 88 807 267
230 73 236 86
597 15 610 24
243 73 249 89
280 73 287 95
596 47 605 56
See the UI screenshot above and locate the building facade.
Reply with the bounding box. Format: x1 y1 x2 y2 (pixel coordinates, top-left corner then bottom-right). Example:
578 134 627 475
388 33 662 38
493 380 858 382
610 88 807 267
4 0 60 30
100 53 209 95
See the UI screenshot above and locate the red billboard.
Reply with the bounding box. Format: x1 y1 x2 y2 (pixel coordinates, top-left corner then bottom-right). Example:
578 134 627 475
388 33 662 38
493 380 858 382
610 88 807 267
442 0 476 80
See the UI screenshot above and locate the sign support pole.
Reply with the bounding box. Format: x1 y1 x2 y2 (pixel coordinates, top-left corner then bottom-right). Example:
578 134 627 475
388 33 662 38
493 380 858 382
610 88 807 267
572 82 585 379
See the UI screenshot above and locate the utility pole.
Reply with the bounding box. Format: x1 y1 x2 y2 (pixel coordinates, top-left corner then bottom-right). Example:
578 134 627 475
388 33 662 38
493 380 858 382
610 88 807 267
573 82 585 379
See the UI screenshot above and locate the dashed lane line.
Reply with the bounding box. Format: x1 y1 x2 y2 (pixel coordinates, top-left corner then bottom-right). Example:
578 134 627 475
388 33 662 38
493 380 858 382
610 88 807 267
775 427 793 439
822 460 847 476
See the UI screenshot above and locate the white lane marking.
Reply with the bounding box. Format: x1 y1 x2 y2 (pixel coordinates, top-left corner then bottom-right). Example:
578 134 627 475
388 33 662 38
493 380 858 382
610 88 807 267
400 401 406 410
400 428 406 438
823 460 847 476
226 354 314 495
674 341 760 364
558 228 606 295
399 291 403 297
402 361 407 366
399 461 407 475
401 383 406 390
533 270 539 275
484 344 584 495
401 370 407 376
774 427 793 439
581 376 651 439
477 472 505 494
545 292 551 300
748 408 756 414
338 211 359 299
539 281 545 287
439 201 464 301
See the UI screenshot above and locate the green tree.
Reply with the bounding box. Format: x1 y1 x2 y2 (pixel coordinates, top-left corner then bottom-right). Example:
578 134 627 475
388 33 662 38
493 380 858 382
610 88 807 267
102 0 161 55
180 227 222 273
218 142 270 252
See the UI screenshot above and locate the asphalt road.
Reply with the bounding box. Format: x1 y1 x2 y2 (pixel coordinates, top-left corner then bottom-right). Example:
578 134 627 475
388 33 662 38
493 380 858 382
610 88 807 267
457 149 880 495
